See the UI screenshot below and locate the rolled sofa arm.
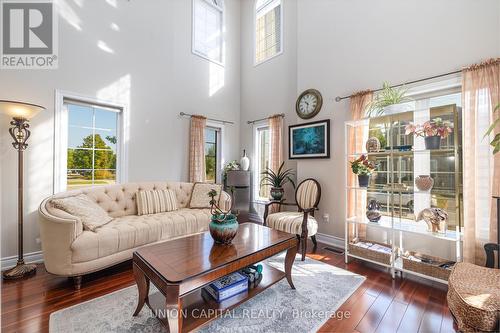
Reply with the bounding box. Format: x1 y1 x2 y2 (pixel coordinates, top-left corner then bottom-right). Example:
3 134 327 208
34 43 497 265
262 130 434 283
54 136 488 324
38 197 83 276
220 190 232 212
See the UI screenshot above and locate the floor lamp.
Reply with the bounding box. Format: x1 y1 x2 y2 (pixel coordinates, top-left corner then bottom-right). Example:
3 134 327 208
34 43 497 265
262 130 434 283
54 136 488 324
1 100 45 279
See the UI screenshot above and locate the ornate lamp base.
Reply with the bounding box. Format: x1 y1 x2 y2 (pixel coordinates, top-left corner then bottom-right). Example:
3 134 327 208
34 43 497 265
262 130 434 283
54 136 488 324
2 260 36 279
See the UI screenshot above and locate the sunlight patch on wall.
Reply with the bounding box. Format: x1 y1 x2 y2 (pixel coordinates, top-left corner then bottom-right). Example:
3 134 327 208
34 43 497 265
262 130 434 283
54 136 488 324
56 0 82 31
97 40 114 54
97 74 131 144
110 23 120 32
105 0 117 8
209 62 224 97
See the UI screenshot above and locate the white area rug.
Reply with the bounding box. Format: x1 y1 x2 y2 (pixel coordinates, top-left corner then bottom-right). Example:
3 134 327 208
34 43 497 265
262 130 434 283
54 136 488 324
50 254 365 333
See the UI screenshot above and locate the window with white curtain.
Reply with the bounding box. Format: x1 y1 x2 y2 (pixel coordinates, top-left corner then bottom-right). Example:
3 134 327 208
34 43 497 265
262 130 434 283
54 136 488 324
193 0 224 64
254 124 270 200
255 0 282 64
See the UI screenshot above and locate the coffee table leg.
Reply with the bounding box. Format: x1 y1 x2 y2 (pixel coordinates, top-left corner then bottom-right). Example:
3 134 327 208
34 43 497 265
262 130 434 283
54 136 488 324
285 245 297 289
166 284 183 333
133 262 150 316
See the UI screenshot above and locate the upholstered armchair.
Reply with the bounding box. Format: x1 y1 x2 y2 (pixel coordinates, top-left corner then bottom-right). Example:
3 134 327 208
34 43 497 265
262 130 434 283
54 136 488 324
263 179 321 261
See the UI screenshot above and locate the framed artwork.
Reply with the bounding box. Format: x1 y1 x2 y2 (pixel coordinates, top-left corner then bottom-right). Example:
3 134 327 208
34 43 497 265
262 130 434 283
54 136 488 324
289 119 330 159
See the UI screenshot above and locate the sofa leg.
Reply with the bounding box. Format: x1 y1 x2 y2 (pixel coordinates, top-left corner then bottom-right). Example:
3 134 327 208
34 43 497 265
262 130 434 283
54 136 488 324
73 276 82 290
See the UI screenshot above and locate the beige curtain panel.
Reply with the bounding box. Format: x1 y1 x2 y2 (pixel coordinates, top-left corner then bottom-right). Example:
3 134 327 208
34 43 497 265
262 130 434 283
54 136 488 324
462 58 500 266
269 114 284 172
189 115 207 183
347 91 373 240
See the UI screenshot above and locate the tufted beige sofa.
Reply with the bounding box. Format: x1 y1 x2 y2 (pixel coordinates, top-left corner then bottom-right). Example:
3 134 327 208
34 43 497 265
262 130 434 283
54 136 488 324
38 181 231 288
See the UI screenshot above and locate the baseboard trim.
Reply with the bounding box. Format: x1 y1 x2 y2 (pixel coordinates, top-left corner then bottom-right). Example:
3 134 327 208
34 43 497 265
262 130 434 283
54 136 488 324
316 232 345 249
1 251 44 269
248 213 263 224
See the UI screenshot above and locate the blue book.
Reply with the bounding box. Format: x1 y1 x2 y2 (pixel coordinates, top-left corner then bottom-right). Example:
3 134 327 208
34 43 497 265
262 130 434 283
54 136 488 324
204 272 248 302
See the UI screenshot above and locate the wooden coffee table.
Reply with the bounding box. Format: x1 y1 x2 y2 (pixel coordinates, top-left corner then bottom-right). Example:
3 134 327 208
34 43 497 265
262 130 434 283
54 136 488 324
132 223 298 333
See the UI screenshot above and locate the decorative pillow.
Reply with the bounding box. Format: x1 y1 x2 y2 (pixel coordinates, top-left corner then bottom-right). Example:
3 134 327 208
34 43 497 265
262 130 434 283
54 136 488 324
136 189 178 216
189 182 222 209
51 194 113 232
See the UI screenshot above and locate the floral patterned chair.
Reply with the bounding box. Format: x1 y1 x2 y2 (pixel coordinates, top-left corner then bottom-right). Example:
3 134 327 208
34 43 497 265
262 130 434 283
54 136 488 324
263 179 321 261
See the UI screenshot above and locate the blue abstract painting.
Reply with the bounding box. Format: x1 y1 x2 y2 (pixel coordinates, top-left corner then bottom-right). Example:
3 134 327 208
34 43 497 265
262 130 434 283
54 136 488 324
289 120 330 159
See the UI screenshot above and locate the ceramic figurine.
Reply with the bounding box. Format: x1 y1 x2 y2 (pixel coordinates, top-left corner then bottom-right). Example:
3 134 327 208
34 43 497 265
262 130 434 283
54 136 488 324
366 199 381 222
366 137 381 152
416 208 448 234
415 175 434 191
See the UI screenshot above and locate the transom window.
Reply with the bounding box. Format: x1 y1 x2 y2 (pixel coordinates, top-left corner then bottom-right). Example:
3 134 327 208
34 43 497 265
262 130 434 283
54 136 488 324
193 0 224 64
255 0 282 64
65 102 120 190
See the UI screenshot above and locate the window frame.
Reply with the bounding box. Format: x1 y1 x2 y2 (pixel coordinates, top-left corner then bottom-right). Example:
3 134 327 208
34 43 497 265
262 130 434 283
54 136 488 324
192 0 225 66
54 90 129 193
253 121 270 201
253 0 283 67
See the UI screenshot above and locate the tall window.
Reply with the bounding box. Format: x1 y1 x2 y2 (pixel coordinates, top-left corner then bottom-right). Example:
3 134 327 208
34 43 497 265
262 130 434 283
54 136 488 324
205 127 220 183
65 102 120 190
255 0 282 64
193 0 223 64
254 125 270 199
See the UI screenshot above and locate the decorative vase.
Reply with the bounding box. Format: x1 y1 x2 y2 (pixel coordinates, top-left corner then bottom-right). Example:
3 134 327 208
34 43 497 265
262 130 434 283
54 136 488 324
358 175 370 187
366 137 381 153
209 214 239 244
240 150 250 171
366 199 381 222
424 136 441 150
270 187 284 200
415 175 434 191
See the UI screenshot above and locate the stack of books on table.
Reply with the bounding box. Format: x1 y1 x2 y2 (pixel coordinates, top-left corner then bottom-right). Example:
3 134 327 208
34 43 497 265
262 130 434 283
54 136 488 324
204 272 248 303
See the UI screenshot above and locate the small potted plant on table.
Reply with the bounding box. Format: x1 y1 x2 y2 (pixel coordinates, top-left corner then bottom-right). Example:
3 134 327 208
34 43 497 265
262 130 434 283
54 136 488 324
350 155 376 187
208 189 238 245
260 162 295 200
405 117 453 150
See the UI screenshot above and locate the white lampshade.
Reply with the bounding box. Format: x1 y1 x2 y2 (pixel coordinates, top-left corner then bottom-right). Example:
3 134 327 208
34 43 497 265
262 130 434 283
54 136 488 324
0 100 45 120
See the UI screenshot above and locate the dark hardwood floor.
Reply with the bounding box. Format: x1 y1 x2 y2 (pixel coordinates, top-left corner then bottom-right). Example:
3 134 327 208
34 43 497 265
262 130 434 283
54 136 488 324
1 240 457 333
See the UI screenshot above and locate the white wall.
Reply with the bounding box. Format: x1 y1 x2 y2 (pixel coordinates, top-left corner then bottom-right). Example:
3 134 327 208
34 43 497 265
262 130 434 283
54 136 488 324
240 0 297 217
295 0 500 241
0 0 241 259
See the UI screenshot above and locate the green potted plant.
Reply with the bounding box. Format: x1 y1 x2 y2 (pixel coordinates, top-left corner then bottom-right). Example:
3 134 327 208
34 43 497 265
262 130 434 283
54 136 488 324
366 82 413 117
350 155 376 187
260 162 295 200
222 160 240 185
484 104 500 154
405 117 453 150
208 189 238 244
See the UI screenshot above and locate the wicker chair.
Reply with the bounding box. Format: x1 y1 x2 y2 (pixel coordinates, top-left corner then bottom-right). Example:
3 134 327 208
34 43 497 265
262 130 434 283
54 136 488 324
263 178 321 261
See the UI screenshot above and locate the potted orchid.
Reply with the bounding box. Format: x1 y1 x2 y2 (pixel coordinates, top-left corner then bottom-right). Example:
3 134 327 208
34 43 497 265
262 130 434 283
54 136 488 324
350 155 377 187
405 117 453 150
208 189 238 244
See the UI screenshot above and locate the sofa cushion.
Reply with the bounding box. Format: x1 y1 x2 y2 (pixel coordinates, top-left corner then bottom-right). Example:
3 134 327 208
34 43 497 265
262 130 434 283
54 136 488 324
189 182 222 208
51 194 113 232
70 208 211 263
136 189 178 215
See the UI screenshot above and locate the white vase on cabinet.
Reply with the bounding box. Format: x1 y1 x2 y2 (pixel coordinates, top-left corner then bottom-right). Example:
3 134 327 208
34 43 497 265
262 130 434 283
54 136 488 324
240 150 250 171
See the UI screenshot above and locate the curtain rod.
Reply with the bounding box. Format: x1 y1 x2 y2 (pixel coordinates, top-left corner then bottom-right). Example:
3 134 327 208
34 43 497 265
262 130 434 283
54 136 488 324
334 69 462 102
247 113 285 124
179 112 234 125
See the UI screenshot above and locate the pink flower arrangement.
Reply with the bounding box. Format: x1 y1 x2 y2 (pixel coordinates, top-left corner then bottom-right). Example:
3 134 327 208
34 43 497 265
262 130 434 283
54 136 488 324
350 155 377 175
405 117 453 138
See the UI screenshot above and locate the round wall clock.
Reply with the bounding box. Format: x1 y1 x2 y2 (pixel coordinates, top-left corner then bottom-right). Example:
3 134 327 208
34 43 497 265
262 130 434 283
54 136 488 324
296 89 323 119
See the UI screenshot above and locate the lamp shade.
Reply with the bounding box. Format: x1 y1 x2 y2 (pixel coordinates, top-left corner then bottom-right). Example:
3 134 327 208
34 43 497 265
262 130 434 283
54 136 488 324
0 100 45 120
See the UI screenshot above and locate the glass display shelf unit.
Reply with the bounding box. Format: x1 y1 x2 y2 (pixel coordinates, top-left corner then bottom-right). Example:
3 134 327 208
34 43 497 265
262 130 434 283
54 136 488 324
344 102 463 284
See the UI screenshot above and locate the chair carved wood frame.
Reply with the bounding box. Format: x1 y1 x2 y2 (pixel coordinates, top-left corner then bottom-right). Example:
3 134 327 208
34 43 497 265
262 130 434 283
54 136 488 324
263 178 321 261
